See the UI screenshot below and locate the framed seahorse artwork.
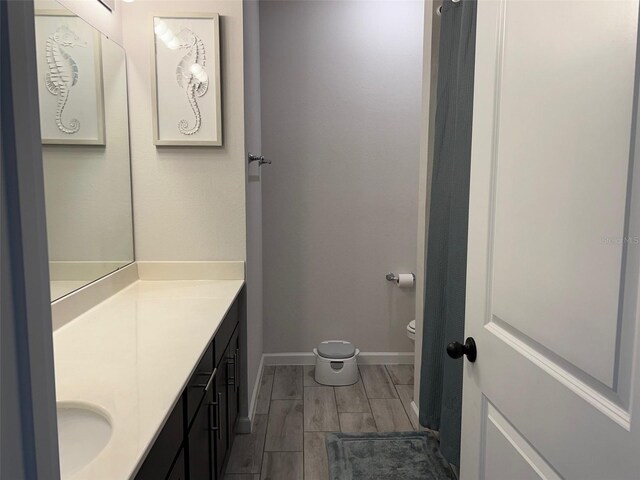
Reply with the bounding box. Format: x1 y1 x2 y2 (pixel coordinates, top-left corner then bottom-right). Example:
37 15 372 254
151 13 222 146
34 10 106 145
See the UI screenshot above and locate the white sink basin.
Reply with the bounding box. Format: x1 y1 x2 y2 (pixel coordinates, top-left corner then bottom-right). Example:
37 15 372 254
57 404 112 478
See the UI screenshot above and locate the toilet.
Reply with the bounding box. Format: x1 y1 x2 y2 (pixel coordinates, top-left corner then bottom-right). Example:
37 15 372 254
407 320 416 341
313 340 359 386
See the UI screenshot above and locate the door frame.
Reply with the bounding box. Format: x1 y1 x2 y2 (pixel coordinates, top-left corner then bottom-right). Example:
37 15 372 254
1 0 60 478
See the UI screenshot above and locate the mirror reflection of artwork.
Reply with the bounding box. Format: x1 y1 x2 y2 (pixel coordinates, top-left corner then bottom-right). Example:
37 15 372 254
34 1 134 301
152 14 222 146
45 25 83 135
35 11 105 145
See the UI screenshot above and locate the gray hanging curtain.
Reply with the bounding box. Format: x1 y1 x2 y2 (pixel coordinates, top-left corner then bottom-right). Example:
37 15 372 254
419 0 477 466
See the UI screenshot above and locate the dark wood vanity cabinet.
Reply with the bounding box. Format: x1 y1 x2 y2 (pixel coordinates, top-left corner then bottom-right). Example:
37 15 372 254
187 386 212 480
167 449 186 480
134 396 185 480
135 296 241 480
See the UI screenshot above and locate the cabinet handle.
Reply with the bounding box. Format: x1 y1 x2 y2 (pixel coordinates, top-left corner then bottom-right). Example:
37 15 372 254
214 392 222 440
227 350 238 390
205 368 217 392
234 349 239 393
208 394 222 440
209 400 219 436
226 358 235 388
193 367 216 391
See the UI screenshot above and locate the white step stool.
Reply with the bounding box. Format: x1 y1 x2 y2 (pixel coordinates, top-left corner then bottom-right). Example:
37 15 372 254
313 340 359 386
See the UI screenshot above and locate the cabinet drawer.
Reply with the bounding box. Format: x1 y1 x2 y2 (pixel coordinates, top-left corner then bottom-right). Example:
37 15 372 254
214 301 238 367
185 342 214 427
135 396 184 480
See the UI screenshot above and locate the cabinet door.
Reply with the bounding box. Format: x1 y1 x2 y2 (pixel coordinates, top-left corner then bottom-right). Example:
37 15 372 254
188 375 214 480
214 302 238 366
135 397 184 480
213 360 228 479
226 328 240 449
167 448 186 480
186 342 214 428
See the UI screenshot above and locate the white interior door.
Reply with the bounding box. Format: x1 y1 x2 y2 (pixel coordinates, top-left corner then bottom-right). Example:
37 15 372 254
461 1 640 478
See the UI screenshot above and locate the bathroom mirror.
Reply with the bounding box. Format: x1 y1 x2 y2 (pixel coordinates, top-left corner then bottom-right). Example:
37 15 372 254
33 1 134 301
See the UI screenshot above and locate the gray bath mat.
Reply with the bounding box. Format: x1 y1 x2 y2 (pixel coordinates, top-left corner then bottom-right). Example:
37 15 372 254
326 431 455 480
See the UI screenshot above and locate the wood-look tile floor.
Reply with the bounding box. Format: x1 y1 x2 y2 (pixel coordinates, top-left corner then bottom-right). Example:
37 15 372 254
225 364 417 480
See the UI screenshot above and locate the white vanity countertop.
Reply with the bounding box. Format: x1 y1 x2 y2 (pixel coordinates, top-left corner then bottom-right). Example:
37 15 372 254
53 279 245 480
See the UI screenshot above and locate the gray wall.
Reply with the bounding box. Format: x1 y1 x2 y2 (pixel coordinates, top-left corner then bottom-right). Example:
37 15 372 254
260 0 424 353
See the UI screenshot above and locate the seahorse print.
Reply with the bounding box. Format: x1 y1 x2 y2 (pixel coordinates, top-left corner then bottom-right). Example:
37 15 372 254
45 25 85 135
174 27 209 135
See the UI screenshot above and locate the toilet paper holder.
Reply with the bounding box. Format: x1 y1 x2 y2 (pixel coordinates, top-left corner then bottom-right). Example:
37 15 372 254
385 272 415 282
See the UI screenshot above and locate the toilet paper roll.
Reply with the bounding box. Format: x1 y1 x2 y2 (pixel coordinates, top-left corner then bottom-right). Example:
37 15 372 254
396 273 415 288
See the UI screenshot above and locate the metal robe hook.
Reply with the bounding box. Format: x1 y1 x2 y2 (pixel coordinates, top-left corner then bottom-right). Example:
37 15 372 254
248 153 272 166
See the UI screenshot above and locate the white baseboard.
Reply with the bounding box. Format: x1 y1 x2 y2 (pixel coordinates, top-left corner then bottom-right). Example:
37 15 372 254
411 400 419 419
236 355 266 434
241 352 415 433
263 351 415 366
247 355 265 424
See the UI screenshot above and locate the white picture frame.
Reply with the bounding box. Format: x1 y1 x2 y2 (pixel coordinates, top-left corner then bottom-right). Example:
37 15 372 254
35 10 105 145
151 13 222 146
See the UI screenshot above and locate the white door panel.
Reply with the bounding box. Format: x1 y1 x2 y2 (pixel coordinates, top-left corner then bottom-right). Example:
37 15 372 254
483 402 561 480
491 0 636 387
461 0 640 478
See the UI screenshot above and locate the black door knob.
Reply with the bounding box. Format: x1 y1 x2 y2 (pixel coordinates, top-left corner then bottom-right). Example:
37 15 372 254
446 337 477 362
